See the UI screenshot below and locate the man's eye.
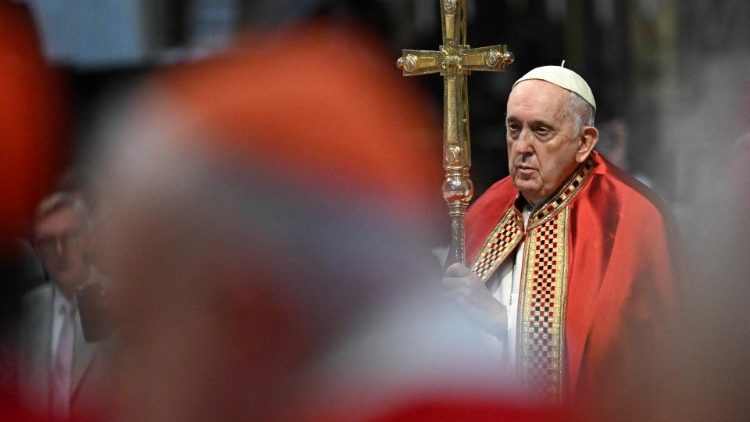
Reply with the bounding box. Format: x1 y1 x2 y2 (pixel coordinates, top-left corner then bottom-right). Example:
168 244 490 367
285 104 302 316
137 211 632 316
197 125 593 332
536 127 550 135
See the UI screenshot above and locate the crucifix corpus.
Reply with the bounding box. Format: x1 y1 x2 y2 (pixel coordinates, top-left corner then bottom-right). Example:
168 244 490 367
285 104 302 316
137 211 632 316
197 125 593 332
397 0 513 265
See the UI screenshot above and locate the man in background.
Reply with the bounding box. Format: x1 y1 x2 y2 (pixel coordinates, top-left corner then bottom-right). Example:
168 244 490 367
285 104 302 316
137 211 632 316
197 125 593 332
17 193 106 421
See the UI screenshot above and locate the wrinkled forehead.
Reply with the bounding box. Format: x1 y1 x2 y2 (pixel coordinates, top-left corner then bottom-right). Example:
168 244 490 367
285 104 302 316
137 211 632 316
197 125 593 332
506 79 572 121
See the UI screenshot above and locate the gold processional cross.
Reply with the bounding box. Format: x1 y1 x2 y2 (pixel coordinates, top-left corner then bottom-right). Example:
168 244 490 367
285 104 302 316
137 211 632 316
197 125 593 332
397 0 513 265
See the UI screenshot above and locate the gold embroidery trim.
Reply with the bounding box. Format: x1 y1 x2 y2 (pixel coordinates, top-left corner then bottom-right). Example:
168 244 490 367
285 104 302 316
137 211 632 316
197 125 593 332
470 208 524 282
518 207 570 402
469 156 593 282
468 157 592 400
527 156 595 230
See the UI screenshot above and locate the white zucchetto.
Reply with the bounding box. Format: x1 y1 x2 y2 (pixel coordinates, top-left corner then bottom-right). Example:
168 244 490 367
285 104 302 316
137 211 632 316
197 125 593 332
513 65 596 110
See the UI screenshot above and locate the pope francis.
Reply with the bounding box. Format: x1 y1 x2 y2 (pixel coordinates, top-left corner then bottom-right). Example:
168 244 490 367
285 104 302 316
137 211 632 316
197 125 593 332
442 66 682 410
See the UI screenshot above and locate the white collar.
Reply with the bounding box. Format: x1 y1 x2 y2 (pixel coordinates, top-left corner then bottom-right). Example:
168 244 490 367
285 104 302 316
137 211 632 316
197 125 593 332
53 285 76 314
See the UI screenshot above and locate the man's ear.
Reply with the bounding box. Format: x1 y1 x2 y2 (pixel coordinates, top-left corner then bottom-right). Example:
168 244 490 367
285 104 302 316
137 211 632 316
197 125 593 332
82 231 96 264
576 126 599 163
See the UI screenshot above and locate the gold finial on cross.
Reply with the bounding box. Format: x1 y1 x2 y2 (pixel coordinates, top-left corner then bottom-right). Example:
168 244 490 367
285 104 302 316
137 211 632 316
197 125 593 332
397 0 513 264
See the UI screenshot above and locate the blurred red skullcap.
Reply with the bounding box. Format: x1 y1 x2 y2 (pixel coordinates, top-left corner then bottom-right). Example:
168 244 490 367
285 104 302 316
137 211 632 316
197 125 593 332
156 22 441 218
0 1 67 254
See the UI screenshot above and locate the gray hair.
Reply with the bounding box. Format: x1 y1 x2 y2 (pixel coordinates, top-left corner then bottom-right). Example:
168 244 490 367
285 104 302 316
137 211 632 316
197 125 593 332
568 91 595 134
35 192 93 234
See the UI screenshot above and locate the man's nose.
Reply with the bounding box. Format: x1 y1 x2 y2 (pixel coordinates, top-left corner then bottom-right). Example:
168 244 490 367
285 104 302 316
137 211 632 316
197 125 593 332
514 129 534 154
55 238 64 255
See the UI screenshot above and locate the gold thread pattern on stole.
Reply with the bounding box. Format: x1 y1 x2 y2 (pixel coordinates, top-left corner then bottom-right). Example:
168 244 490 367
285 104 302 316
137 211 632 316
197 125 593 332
518 207 570 402
470 208 524 282
528 156 595 230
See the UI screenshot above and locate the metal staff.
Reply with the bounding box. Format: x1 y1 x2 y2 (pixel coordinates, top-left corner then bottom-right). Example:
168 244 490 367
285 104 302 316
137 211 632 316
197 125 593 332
397 0 513 264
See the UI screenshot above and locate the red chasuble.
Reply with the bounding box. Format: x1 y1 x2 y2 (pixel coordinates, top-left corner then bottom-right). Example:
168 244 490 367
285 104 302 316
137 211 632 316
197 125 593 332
466 151 680 402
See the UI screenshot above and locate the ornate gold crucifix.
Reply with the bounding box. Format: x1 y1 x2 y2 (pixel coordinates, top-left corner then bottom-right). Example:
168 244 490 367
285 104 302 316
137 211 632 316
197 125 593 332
397 0 513 264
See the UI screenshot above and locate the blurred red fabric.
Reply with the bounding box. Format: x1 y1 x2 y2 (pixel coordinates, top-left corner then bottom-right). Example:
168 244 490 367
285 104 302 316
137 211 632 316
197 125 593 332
0 0 68 256
156 22 442 219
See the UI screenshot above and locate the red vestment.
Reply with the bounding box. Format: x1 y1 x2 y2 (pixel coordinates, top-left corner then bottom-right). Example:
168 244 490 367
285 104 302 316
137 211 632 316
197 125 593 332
466 151 680 403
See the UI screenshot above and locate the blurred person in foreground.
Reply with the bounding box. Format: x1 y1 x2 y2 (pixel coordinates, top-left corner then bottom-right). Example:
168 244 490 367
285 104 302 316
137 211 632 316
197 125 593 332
0 0 67 259
17 193 108 421
666 130 750 422
0 1 74 420
90 23 566 422
443 66 683 415
0 0 68 400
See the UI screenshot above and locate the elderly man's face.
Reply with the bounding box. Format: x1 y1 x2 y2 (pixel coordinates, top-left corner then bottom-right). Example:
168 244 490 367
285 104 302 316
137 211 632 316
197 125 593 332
34 207 90 295
505 80 588 202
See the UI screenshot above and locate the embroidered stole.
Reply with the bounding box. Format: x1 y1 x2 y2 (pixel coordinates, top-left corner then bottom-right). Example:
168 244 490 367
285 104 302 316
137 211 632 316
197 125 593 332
470 157 594 401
